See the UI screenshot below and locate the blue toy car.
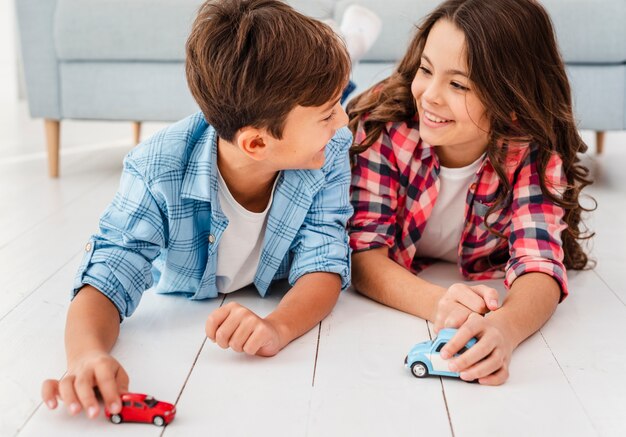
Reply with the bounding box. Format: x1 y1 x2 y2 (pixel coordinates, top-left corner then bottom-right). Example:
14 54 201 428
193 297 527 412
404 328 477 378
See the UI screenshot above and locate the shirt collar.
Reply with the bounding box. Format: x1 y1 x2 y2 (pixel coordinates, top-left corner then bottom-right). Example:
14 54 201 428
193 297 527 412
179 122 327 223
180 122 222 212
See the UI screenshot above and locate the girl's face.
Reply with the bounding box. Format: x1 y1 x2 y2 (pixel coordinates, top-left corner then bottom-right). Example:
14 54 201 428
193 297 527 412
411 19 490 167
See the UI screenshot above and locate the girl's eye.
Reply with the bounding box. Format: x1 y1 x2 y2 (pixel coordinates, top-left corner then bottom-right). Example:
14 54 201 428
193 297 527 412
323 111 336 122
419 66 431 75
451 82 469 91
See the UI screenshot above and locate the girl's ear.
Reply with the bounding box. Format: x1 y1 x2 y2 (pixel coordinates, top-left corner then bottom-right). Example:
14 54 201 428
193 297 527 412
237 127 268 161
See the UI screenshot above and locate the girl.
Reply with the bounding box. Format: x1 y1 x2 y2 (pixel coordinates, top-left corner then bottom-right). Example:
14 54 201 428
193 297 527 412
347 0 593 385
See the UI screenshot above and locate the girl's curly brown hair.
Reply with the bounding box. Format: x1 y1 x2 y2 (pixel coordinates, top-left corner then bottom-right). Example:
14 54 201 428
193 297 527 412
348 0 594 270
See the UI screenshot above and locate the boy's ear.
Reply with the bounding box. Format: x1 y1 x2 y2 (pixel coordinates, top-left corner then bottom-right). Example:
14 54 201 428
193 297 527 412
236 127 268 160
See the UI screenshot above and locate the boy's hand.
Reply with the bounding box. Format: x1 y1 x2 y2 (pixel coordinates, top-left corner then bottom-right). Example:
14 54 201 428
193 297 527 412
440 312 514 385
205 302 282 357
433 283 500 334
41 351 129 418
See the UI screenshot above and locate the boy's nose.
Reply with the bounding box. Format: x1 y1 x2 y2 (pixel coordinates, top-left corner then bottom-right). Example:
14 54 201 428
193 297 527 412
336 106 349 128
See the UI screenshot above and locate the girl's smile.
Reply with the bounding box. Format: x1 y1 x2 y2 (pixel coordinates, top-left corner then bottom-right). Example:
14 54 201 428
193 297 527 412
422 109 454 127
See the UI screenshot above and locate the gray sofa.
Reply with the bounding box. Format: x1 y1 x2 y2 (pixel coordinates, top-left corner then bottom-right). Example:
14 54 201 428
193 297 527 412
16 0 626 177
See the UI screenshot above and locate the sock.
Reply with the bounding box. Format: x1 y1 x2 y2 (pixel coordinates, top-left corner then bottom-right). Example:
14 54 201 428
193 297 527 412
339 4 382 64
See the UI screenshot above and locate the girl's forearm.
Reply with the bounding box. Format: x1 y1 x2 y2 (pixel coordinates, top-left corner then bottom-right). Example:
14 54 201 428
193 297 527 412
352 247 446 322
487 272 560 348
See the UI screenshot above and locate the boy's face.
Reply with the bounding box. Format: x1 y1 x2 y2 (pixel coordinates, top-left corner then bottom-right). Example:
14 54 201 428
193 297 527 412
261 94 349 170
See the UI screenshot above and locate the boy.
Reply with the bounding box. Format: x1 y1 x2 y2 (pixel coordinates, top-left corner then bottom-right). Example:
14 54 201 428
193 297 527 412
41 0 352 419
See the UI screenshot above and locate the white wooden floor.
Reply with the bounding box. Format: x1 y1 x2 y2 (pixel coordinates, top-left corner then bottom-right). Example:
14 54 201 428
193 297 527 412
1 94 626 436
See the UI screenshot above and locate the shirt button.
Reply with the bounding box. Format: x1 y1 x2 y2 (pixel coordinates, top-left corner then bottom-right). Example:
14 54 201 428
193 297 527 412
84 242 92 252
208 234 216 244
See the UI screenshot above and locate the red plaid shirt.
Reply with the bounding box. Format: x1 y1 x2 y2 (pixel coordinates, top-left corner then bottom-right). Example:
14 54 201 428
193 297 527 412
349 116 569 298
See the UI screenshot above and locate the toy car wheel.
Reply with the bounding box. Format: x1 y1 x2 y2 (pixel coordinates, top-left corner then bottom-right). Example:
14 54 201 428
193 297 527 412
110 414 123 424
411 361 429 378
153 416 165 427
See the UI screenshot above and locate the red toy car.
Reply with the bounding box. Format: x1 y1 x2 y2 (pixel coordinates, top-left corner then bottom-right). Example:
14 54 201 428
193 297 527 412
104 393 176 426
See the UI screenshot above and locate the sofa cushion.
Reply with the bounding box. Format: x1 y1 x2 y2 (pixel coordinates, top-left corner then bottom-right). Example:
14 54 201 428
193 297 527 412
54 0 335 62
335 0 626 64
60 62 199 120
567 64 626 130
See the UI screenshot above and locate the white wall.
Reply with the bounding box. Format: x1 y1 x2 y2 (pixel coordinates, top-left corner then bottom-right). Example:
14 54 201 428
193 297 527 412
0 0 18 103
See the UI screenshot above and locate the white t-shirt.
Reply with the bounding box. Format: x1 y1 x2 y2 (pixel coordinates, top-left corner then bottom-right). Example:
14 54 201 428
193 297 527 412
415 155 484 263
215 170 279 294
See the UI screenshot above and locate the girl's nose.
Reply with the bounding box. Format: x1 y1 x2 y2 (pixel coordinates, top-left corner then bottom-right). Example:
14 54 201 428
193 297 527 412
422 82 443 106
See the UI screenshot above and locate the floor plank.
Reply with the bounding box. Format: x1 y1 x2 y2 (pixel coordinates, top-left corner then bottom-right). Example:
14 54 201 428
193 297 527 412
17 285 219 437
541 269 626 437
581 137 626 304
0 254 77 436
0 169 120 320
308 289 453 436
165 282 318 437
0 146 127 249
418 264 598 437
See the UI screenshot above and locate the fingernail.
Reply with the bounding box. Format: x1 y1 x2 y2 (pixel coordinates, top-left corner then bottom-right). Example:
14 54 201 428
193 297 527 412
490 299 498 308
440 351 450 360
46 400 57 409
448 362 458 372
460 372 470 380
88 406 98 418
109 402 120 413
69 403 80 414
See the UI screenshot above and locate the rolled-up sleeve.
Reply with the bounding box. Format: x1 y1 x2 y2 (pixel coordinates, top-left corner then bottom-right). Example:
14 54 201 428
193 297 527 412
288 132 353 291
505 148 569 300
73 157 166 319
348 120 400 252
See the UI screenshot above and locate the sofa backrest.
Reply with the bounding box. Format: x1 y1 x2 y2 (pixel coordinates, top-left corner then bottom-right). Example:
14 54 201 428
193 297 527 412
333 0 626 65
53 0 626 64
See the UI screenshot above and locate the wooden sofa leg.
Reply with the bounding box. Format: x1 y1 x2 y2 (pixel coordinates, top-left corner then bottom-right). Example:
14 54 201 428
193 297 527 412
133 121 142 145
596 131 605 155
44 119 61 177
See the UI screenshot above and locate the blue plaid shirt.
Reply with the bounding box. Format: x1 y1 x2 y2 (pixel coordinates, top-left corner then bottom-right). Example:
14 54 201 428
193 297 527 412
73 112 353 319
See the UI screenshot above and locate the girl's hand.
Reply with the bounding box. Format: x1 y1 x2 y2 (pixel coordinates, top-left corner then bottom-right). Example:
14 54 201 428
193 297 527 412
205 302 283 357
41 351 129 418
440 312 514 385
433 283 500 334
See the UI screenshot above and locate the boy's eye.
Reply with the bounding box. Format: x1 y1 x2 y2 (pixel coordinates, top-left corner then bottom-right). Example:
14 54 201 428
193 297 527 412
323 110 336 122
451 81 469 91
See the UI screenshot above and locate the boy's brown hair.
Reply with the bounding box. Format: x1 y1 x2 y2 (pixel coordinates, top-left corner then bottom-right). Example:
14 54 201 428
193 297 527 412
186 0 350 142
